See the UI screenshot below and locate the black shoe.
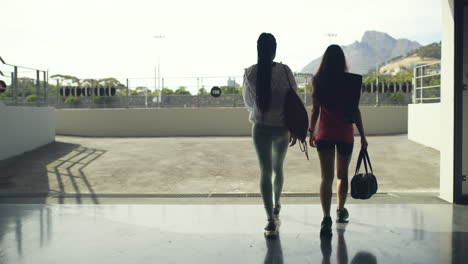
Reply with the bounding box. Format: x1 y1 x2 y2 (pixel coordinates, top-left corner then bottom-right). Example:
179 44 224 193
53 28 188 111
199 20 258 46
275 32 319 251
273 205 281 220
320 217 332 237
336 208 349 223
264 219 278 237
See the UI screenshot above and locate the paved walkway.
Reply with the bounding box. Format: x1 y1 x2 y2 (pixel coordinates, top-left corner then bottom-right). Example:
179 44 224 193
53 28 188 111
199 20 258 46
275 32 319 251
0 135 439 195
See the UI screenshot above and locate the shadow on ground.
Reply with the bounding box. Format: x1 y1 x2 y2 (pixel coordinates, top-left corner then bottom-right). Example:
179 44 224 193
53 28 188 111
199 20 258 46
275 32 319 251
0 141 106 204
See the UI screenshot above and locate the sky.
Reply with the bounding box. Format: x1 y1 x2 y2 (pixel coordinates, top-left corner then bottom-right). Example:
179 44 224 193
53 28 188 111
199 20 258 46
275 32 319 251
1 0 441 93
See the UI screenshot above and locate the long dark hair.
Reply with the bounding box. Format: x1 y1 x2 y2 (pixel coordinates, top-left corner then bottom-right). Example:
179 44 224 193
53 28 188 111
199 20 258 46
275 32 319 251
312 44 348 107
256 33 276 114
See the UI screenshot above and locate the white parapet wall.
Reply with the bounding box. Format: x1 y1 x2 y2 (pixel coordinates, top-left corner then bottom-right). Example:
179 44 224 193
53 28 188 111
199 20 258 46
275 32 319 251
56 106 408 137
0 103 56 160
408 103 441 150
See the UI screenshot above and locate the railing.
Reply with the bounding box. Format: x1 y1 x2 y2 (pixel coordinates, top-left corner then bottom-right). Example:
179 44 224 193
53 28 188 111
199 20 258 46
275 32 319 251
413 62 441 104
0 56 49 106
1 71 414 108
1 90 414 108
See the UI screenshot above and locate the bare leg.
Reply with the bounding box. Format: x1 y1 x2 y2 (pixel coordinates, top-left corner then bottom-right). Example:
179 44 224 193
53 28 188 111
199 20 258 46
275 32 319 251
336 152 352 210
318 149 335 217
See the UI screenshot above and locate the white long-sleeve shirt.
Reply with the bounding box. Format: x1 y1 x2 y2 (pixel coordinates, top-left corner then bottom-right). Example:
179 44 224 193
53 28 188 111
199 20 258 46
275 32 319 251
242 62 298 127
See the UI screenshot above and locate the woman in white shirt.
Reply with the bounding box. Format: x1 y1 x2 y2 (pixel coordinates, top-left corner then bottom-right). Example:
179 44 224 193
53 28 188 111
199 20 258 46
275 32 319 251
242 33 297 237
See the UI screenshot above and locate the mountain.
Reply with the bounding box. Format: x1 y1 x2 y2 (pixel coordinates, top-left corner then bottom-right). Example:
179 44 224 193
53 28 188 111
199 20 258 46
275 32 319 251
378 55 440 75
301 31 422 74
378 42 441 74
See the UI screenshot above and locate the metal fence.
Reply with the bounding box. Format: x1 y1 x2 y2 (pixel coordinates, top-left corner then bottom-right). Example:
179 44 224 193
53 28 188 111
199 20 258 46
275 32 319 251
0 56 49 106
1 70 414 108
1 88 414 109
9 91 410 109
413 62 441 103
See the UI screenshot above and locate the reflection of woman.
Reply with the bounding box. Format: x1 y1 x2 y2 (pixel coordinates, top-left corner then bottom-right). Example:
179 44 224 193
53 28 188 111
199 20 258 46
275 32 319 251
321 226 377 264
309 45 368 237
263 236 284 264
243 33 297 237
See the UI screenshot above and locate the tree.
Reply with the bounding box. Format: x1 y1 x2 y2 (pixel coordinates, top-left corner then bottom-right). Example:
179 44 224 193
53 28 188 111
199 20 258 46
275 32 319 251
135 86 150 96
149 90 160 96
98 78 125 88
298 83 313 94
82 78 99 87
220 86 241 95
174 86 191 95
198 87 208 95
415 42 441 59
162 88 174 95
362 70 413 85
50 74 81 86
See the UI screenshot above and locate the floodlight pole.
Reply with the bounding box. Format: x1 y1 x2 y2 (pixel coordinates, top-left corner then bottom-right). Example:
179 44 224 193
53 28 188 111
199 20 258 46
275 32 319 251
153 35 165 107
325 33 337 44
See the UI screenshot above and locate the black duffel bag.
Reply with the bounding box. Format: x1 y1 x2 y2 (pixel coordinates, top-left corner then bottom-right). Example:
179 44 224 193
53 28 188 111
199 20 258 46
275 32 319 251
351 149 377 199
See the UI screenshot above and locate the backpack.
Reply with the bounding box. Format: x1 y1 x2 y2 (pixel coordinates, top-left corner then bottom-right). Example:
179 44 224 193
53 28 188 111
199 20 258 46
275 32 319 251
282 64 309 160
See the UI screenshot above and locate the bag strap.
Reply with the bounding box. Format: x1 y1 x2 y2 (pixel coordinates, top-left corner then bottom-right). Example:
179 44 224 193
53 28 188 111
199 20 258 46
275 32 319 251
362 151 369 174
363 149 374 174
355 149 369 175
299 141 309 160
354 150 363 175
282 63 294 92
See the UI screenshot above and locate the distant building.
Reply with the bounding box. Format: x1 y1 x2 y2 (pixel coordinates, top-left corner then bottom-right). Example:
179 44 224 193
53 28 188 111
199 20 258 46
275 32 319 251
227 77 239 87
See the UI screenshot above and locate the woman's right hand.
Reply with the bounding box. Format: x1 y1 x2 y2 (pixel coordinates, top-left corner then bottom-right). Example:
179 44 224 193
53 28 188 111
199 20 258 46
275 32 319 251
309 134 317 148
289 134 297 147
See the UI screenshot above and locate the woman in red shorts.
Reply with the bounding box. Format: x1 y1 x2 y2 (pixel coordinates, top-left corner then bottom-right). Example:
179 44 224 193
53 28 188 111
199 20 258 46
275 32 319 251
309 45 368 237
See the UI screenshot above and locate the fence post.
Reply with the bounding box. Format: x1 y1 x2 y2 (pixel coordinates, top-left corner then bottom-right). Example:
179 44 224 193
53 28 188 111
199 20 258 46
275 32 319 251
375 82 379 106
160 78 164 108
21 78 25 103
43 71 47 105
56 79 60 108
126 78 129 108
13 66 18 105
36 70 40 106
413 67 417 104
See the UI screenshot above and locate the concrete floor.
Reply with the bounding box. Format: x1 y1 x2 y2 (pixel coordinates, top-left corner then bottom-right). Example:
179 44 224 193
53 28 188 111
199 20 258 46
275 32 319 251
0 202 467 264
0 135 439 196
0 135 461 263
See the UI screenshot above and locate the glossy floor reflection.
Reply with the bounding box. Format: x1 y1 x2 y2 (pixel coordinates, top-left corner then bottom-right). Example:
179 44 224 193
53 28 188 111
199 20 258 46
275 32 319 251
0 203 467 263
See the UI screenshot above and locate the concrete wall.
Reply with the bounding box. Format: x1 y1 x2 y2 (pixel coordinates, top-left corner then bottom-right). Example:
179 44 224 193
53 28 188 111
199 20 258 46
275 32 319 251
0 103 56 160
408 103 441 150
56 106 408 137
440 0 455 203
